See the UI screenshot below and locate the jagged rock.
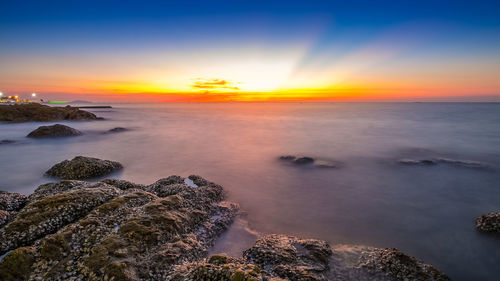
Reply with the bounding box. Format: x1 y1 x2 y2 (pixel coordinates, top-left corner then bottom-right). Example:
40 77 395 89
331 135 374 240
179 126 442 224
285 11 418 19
0 103 98 122
27 124 82 138
0 140 16 144
0 175 239 281
476 213 500 233
0 191 27 212
45 156 123 179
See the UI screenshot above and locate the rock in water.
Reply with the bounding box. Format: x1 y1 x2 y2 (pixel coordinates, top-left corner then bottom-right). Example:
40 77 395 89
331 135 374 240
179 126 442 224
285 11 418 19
45 156 123 179
476 213 500 233
27 124 82 138
294 157 315 165
107 127 128 133
0 103 97 122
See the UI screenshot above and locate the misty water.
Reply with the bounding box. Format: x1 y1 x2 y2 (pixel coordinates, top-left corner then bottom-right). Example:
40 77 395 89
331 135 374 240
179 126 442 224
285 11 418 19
1 103 500 280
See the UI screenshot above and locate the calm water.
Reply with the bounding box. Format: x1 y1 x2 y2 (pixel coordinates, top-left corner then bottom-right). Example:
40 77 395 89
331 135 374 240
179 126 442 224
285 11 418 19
1 103 500 280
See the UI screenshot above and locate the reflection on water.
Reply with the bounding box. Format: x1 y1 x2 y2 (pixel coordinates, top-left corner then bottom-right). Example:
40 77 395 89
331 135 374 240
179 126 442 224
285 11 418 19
1 103 500 280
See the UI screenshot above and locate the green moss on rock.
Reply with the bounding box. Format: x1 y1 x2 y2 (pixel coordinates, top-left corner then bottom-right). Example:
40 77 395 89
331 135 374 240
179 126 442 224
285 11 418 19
0 247 36 281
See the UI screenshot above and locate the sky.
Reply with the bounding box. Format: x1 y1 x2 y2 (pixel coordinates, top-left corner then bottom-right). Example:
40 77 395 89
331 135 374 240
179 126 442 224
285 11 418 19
1 0 499 102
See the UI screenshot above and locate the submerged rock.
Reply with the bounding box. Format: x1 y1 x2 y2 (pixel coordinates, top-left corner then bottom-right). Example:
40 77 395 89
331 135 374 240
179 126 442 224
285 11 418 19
0 103 97 122
0 140 16 145
27 124 82 138
399 158 488 169
476 213 500 233
107 127 128 133
45 156 123 179
279 155 337 168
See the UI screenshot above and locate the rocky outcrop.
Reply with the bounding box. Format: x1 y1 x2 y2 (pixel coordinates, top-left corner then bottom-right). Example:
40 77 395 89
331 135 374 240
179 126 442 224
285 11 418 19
27 124 82 138
173 234 449 281
0 175 239 281
46 156 123 179
279 155 337 168
476 213 500 233
0 103 98 122
0 176 449 281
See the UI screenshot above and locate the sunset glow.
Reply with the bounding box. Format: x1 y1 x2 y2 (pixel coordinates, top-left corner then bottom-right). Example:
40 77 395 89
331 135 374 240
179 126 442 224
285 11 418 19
1 1 499 102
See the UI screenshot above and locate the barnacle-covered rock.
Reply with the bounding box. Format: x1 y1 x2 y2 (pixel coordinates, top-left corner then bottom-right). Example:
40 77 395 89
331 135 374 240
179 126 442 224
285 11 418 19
27 124 82 138
0 186 120 254
46 156 123 180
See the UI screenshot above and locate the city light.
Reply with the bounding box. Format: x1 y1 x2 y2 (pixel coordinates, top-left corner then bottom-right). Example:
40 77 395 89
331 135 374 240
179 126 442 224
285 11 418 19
0 92 3 97
32 93 37 97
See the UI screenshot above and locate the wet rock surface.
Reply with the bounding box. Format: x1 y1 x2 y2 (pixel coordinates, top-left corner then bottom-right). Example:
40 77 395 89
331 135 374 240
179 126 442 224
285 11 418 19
476 213 500 233
0 176 449 281
398 158 488 169
279 155 337 168
27 124 83 138
107 127 128 133
0 175 239 281
0 103 98 122
46 156 123 180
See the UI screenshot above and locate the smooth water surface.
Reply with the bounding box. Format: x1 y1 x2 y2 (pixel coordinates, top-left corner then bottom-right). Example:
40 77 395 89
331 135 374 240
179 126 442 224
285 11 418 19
1 103 500 280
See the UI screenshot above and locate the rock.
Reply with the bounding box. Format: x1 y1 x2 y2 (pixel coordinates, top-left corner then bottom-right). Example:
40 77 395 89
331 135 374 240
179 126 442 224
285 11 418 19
0 247 36 281
0 103 98 122
0 185 121 254
476 213 500 233
294 157 315 165
279 155 337 168
26 124 82 138
0 175 239 281
399 159 437 165
244 234 332 281
45 156 123 179
399 158 488 169
0 140 16 145
0 175 449 281
329 244 450 281
107 127 128 133
0 191 27 212
101 178 147 191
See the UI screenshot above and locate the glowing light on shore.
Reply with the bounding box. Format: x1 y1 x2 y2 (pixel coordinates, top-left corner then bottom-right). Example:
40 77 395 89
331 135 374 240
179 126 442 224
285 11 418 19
32 93 37 97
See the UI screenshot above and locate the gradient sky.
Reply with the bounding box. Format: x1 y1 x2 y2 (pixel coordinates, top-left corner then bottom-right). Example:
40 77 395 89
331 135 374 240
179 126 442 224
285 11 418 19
1 0 500 102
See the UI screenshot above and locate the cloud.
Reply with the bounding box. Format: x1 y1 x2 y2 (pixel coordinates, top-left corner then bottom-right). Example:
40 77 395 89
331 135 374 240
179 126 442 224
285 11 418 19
190 78 240 90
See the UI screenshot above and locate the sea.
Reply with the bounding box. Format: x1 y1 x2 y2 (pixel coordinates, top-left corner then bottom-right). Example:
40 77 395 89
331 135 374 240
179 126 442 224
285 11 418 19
1 102 500 280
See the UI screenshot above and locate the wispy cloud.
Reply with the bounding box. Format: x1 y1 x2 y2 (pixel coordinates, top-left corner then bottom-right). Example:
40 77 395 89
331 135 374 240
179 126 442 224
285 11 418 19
190 78 240 90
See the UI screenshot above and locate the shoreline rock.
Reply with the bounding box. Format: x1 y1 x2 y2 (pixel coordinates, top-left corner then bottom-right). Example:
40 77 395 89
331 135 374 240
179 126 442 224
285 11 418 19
27 124 82 138
0 176 449 280
45 156 123 180
0 104 98 122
